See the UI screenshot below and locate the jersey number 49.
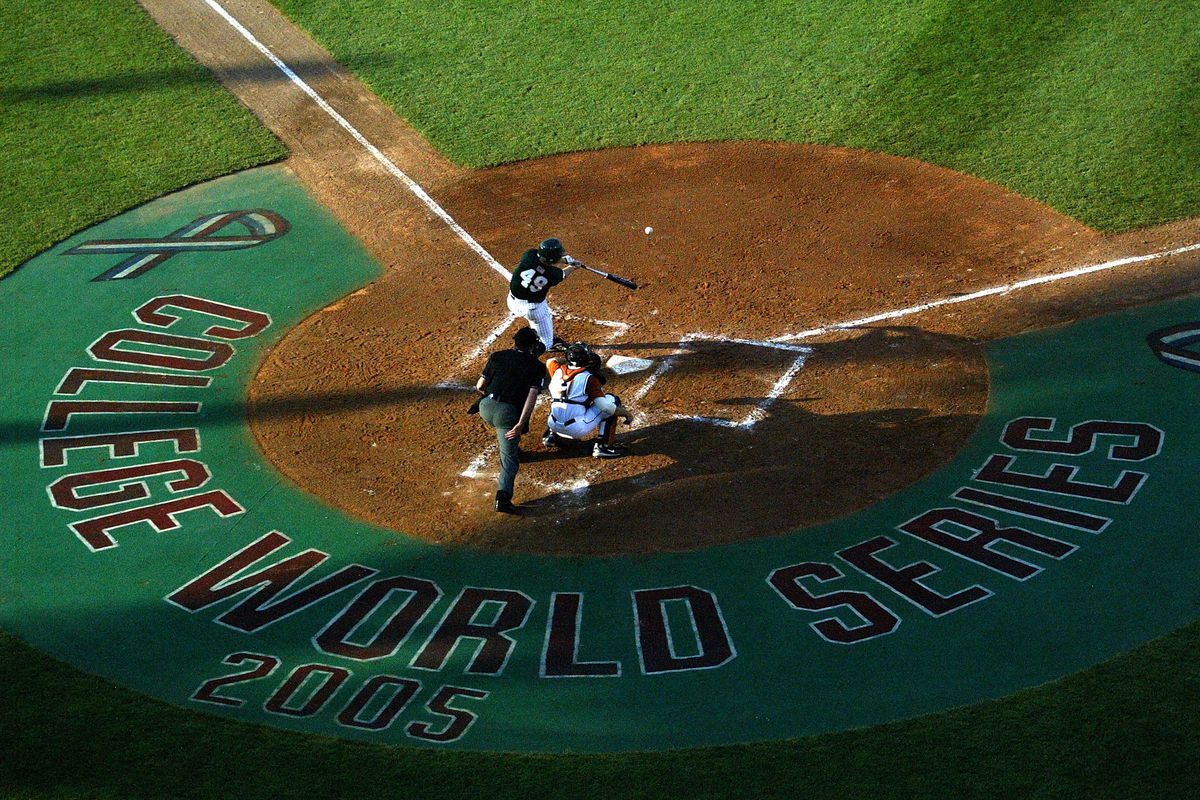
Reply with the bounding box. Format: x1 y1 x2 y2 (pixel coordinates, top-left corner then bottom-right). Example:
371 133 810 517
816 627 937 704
519 269 549 292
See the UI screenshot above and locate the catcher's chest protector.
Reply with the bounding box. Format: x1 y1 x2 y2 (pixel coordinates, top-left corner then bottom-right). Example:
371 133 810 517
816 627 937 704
550 365 591 408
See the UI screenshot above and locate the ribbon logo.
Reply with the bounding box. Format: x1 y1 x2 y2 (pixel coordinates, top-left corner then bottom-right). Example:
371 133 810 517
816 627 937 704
1147 321 1200 374
65 210 290 281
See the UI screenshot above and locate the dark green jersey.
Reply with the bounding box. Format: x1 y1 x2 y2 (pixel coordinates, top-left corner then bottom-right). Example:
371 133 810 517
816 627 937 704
508 249 564 303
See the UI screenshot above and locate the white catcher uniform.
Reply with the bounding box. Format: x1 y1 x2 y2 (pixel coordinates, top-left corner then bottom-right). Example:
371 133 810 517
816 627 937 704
546 358 619 441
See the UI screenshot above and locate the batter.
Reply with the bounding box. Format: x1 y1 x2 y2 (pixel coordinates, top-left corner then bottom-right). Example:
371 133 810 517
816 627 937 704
506 237 583 349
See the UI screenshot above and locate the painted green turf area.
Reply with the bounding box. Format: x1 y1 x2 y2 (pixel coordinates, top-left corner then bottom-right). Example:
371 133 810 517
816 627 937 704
0 0 284 277
271 0 1200 233
4 625 1199 800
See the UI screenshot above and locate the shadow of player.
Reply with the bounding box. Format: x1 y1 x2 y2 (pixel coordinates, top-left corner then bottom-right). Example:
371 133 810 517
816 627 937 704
488 325 991 553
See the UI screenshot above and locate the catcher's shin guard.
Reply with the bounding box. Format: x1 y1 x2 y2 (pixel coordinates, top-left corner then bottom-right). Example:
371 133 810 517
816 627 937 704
599 416 617 444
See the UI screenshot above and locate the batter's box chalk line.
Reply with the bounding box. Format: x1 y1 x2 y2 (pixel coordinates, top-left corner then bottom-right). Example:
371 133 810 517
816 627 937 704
460 331 813 490
459 437 598 500
627 333 813 431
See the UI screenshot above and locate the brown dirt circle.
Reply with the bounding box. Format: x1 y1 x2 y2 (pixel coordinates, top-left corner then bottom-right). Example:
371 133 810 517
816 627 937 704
248 141 1097 555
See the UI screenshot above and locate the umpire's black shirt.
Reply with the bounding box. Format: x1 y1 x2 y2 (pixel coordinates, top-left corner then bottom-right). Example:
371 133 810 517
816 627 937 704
482 348 546 405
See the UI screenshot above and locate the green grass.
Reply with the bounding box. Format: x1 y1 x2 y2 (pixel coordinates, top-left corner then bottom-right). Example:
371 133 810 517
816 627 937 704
0 0 285 277
271 0 1200 232
4 619 1200 800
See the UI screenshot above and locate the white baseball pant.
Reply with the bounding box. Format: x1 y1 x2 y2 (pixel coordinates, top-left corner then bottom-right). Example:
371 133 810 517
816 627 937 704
506 293 555 347
547 401 610 439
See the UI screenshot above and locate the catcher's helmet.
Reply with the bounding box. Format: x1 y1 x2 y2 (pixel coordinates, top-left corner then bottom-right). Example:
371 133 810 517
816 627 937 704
538 237 565 263
565 342 593 368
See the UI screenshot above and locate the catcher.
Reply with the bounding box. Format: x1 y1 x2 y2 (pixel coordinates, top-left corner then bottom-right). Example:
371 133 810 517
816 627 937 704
542 342 633 458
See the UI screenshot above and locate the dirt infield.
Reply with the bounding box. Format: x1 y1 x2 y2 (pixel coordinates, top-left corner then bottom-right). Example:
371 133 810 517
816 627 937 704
145 0 1200 555
250 141 1074 554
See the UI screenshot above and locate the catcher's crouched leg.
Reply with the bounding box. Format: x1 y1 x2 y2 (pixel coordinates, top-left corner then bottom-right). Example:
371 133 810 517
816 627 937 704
592 394 629 458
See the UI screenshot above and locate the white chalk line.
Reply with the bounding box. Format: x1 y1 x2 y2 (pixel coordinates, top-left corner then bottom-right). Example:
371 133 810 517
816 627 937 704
629 351 682 408
207 1 778 441
562 313 630 333
771 241 1200 343
741 349 811 427
204 0 626 474
660 240 1200 428
460 445 496 479
455 313 517 370
630 336 813 429
681 332 810 353
660 241 1200 428
203 0 507 278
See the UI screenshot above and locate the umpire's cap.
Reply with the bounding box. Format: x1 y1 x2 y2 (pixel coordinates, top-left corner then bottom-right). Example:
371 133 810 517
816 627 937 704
513 326 540 349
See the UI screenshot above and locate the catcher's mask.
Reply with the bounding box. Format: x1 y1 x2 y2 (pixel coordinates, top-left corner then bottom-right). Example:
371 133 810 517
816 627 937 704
565 342 593 368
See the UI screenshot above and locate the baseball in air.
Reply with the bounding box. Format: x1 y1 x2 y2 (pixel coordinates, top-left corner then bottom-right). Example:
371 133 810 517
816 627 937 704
644 226 653 234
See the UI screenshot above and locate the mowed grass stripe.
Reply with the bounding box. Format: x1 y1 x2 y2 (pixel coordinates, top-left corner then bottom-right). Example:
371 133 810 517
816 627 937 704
0 0 284 277
271 0 1200 232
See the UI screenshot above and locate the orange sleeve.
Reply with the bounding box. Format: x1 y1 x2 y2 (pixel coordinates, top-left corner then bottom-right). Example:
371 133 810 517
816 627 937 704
585 375 605 400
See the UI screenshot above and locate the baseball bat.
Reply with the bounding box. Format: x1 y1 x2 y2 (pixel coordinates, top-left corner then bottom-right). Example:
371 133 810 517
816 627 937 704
576 262 637 290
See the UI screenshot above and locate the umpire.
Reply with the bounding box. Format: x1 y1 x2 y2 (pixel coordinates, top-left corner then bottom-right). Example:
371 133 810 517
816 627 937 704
474 326 547 514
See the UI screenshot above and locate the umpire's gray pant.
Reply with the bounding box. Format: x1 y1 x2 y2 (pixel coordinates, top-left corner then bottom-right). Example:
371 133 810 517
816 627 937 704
478 396 521 496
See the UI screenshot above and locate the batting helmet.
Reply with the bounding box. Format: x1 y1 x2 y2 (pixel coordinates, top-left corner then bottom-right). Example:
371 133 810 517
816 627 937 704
565 342 593 368
538 237 565 263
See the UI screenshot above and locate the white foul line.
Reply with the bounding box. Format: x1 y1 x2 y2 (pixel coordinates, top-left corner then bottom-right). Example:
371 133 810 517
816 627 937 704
459 313 517 368
202 0 507 278
460 445 496 479
205 0 1200 349
772 241 1200 342
682 333 810 353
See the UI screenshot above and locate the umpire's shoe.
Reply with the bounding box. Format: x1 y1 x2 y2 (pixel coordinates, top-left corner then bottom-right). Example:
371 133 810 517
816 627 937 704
495 491 519 514
542 428 564 447
593 442 630 459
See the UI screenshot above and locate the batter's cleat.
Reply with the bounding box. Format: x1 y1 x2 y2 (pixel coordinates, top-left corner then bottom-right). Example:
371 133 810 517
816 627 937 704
495 491 519 515
542 428 564 447
548 337 567 352
593 442 630 459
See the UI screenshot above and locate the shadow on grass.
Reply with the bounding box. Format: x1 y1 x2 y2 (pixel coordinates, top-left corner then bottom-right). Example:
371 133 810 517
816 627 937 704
0 53 399 104
2 612 1200 799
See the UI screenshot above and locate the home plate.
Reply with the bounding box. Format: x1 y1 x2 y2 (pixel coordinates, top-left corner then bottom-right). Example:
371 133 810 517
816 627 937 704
606 355 653 374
